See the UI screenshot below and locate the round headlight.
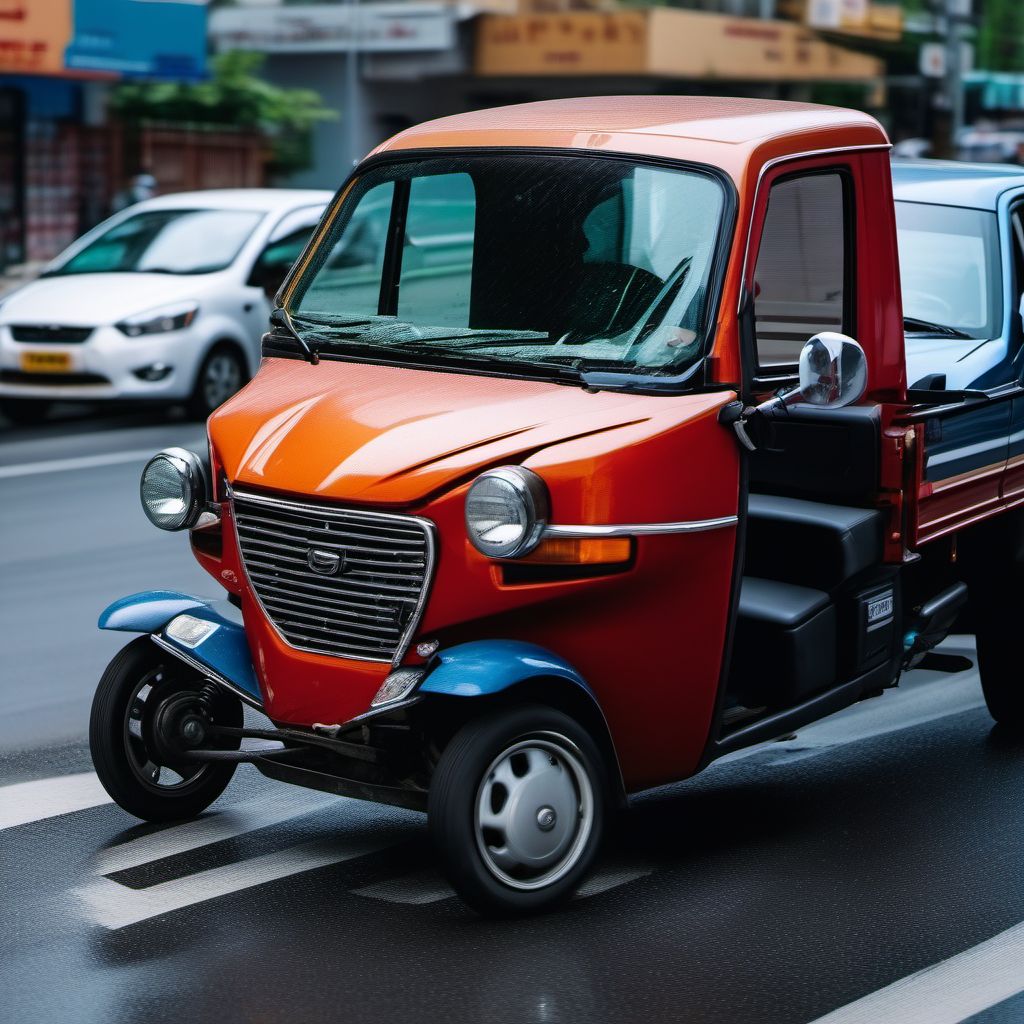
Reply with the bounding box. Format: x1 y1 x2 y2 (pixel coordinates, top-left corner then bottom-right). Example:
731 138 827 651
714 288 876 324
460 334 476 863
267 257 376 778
140 447 208 531
465 467 549 559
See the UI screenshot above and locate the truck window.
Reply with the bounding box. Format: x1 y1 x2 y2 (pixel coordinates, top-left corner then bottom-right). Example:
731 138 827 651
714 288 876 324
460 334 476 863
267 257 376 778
753 172 849 369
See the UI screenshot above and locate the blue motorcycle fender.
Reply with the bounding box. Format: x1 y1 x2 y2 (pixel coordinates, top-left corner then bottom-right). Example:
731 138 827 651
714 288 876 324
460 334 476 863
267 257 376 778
99 590 262 708
419 640 594 699
418 640 623 796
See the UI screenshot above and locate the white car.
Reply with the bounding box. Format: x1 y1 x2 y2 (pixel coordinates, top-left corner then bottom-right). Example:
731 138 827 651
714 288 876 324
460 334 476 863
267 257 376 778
0 188 332 424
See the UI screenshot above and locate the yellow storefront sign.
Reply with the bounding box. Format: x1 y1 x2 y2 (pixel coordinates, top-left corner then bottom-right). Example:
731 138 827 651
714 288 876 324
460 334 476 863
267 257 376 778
0 0 73 75
476 8 884 82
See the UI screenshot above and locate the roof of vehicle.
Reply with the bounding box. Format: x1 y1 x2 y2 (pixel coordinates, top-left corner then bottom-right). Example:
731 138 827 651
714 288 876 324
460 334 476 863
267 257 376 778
137 188 334 213
891 160 1024 210
373 96 888 185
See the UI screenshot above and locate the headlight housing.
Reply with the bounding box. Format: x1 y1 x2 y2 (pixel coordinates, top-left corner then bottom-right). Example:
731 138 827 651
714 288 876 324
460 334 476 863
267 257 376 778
465 466 549 559
140 447 209 531
117 302 199 338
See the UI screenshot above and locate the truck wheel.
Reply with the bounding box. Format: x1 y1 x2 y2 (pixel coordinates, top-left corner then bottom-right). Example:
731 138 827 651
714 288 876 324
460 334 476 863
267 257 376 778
89 637 243 822
976 620 1024 729
428 704 608 917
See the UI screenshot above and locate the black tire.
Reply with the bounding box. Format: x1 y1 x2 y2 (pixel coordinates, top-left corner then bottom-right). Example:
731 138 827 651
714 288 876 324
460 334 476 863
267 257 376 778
187 344 246 420
89 636 243 822
976 617 1024 729
428 704 609 917
2 398 52 426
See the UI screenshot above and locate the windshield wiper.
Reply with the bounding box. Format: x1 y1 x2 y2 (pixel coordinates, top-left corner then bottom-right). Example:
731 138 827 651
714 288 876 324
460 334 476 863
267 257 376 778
367 341 586 383
903 316 972 340
270 306 319 365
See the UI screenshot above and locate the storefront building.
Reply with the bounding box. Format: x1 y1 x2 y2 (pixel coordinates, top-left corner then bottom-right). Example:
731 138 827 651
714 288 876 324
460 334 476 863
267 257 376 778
0 0 207 269
211 0 886 191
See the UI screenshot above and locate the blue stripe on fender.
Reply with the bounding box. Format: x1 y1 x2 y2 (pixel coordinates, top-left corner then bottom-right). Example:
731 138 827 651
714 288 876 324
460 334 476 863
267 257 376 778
99 590 263 706
419 640 594 699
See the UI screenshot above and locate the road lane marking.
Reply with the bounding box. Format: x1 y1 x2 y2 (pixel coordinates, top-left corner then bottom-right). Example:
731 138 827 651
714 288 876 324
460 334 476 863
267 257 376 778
353 869 455 905
575 864 653 899
76 834 394 929
0 449 159 479
807 921 1024 1024
95 790 339 875
0 772 112 830
352 862 654 906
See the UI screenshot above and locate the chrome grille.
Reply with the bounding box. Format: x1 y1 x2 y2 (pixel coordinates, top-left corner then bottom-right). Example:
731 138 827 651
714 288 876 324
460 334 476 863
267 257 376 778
232 489 435 664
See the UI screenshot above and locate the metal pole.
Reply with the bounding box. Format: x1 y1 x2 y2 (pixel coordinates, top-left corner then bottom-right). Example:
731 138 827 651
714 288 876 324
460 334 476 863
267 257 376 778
946 3 964 151
345 0 360 169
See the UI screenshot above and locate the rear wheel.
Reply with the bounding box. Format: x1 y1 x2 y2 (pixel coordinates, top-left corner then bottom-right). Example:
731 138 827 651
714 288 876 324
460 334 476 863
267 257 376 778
89 636 243 821
976 615 1024 729
1 398 52 425
428 704 608 917
187 344 246 420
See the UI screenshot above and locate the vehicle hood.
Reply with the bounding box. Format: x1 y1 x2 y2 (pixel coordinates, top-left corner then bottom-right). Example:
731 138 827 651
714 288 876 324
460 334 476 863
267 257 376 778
0 273 215 326
210 357 719 506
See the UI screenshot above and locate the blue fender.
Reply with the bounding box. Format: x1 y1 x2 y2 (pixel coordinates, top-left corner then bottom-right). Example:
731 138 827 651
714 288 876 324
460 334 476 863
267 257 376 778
419 640 623 795
99 590 262 708
419 639 595 699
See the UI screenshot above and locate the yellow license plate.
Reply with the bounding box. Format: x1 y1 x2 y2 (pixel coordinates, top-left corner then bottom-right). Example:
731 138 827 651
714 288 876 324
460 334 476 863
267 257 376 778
20 351 72 374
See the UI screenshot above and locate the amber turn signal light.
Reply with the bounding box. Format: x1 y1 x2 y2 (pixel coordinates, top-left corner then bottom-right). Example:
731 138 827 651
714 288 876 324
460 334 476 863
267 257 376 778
520 536 633 565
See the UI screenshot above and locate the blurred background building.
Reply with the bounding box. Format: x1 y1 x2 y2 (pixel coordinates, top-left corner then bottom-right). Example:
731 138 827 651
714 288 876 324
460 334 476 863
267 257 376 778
2 0 1023 276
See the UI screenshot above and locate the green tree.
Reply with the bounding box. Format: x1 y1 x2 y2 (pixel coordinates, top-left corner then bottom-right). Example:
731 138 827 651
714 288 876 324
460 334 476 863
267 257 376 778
976 0 1024 72
110 51 336 177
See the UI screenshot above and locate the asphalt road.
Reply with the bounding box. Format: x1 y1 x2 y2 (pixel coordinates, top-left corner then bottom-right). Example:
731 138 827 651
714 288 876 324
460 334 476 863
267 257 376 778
2 408 1023 1024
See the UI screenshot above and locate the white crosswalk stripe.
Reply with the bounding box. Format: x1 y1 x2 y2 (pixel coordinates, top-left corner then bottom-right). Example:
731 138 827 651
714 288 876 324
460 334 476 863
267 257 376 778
575 864 653 898
0 772 112 831
93 789 339 875
76 834 395 929
353 869 456 905
0 769 658 926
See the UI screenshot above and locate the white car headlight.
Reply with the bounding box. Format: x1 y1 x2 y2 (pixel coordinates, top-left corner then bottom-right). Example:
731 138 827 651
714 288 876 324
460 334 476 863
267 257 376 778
140 447 209 531
117 302 199 338
465 466 549 559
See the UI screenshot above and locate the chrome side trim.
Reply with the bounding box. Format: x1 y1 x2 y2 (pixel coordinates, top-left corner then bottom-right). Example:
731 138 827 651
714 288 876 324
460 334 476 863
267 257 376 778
150 634 265 711
229 486 438 669
541 515 738 539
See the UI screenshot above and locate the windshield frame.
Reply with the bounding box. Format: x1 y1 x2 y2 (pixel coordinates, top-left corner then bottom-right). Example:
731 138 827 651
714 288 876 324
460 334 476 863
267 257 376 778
278 148 738 394
45 206 268 278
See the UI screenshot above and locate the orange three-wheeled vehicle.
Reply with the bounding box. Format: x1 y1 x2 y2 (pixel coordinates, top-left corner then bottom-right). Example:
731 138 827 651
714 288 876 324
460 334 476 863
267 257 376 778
91 98 1024 915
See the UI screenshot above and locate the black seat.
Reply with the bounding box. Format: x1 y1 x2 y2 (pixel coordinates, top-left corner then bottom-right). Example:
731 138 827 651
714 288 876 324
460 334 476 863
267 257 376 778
745 494 884 592
730 577 837 707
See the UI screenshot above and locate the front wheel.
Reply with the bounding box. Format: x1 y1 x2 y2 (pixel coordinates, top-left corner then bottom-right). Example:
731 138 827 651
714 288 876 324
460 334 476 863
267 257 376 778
89 636 243 821
428 704 608 917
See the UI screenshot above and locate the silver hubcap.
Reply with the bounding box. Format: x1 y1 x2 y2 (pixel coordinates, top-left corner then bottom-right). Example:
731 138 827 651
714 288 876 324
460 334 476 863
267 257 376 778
203 353 242 409
475 734 594 891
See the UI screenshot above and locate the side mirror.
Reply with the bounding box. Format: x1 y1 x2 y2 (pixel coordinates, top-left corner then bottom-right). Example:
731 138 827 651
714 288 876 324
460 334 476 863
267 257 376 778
797 331 868 409
747 332 868 433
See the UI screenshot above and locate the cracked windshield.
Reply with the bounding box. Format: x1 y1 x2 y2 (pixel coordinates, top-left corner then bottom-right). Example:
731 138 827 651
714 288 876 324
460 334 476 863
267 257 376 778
288 156 725 380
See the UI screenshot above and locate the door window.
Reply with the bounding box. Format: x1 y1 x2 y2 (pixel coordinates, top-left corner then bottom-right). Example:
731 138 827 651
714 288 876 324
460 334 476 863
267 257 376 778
397 172 475 327
752 172 850 369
